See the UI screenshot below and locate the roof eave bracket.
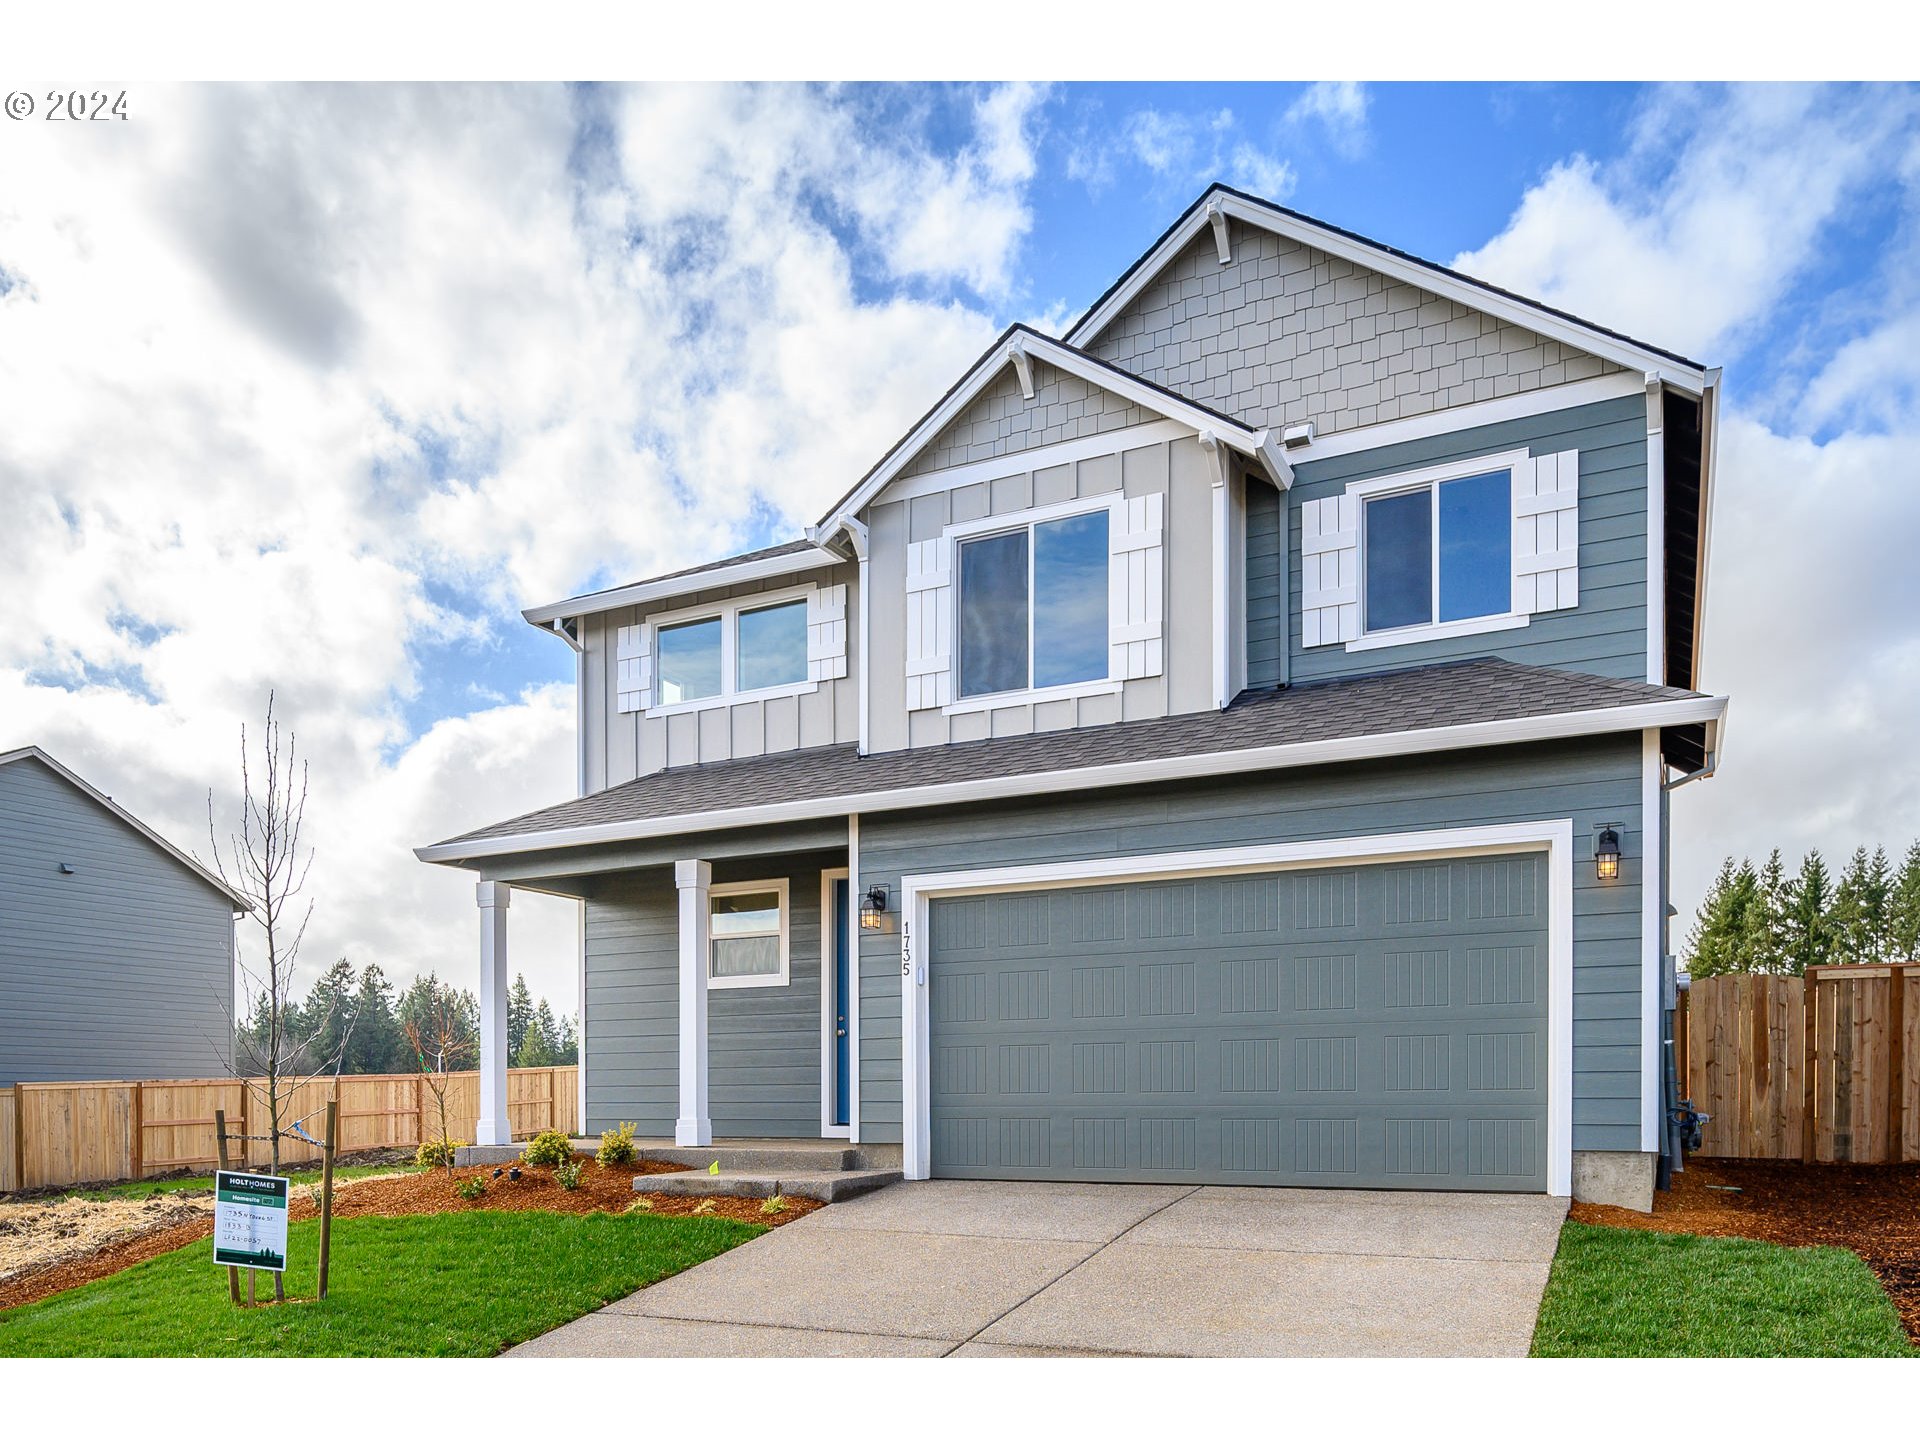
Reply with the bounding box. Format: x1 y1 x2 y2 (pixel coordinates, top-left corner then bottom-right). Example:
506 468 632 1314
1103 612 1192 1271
1207 200 1231 265
1009 336 1036 400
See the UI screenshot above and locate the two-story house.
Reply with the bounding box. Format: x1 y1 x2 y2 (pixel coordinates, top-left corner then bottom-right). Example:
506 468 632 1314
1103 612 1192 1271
418 185 1726 1210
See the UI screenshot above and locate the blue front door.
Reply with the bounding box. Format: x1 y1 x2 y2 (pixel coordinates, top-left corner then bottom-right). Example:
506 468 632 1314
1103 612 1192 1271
833 878 851 1128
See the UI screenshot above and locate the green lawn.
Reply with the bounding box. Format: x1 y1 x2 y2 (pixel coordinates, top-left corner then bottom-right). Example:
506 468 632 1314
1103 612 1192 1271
68 1163 425 1202
0 1210 762 1357
1532 1221 1917 1358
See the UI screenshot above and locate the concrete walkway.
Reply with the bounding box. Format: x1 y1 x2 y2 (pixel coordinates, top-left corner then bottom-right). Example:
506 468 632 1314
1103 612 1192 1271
508 1181 1568 1358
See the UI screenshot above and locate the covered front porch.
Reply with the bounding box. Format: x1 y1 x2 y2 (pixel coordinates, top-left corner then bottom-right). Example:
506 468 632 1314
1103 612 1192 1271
454 821 870 1153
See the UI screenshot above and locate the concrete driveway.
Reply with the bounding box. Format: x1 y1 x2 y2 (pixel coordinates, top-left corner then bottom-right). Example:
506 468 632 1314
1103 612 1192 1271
509 1181 1568 1358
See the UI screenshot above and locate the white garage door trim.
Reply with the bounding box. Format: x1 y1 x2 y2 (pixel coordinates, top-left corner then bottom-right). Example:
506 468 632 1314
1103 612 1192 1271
899 819 1577 1195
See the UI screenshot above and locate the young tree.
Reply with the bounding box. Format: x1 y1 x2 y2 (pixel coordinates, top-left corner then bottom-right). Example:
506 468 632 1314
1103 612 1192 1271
207 694 350 1303
507 974 534 1063
404 987 476 1170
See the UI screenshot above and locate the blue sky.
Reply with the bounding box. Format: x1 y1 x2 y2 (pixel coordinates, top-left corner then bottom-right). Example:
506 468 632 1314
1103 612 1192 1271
5 81 1918 1007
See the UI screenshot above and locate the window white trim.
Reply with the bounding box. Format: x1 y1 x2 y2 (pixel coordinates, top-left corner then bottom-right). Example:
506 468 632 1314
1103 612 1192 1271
707 877 789 990
644 582 822 717
1347 448 1533 652
897 819 1578 1196
946 492 1120 712
820 867 851 1138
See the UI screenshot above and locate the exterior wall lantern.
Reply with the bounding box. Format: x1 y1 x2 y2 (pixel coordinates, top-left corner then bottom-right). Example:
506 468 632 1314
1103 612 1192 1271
1594 824 1622 881
860 884 891 933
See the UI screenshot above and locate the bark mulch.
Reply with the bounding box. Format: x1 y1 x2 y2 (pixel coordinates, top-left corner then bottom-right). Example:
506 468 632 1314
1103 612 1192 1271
0 1157 817 1313
1571 1158 1920 1342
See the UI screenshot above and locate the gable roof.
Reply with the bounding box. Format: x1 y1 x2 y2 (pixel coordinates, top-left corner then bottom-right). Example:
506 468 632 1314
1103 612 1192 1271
1065 184 1709 392
416 659 1724 864
811 323 1290 541
0 746 251 911
522 539 841 627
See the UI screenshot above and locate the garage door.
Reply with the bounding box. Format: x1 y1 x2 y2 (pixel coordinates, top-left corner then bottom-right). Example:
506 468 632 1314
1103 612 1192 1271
927 855 1548 1191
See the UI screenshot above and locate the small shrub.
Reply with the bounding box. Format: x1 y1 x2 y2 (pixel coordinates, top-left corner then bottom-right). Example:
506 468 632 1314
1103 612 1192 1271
760 1194 788 1215
416 1137 459 1169
454 1175 487 1201
692 1198 717 1215
523 1129 574 1167
596 1121 639 1167
554 1159 584 1191
625 1196 655 1213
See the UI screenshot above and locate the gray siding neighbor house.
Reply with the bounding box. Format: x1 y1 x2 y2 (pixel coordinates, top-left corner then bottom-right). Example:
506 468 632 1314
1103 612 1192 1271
0 747 245 1085
418 184 1727 1213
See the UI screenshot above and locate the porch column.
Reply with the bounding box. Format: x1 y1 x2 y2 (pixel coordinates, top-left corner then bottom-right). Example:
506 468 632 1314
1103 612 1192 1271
474 880 513 1145
675 859 713 1146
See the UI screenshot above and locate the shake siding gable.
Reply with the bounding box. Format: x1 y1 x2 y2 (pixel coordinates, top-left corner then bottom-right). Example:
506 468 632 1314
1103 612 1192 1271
1087 227 1623 439
0 756 235 1085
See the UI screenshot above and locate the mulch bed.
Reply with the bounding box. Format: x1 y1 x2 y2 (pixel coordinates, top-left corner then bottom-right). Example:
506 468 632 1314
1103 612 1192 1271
1572 1158 1920 1342
0 1157 817 1313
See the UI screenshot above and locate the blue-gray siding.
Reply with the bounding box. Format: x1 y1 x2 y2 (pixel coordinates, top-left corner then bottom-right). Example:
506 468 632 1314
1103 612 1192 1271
583 854 828 1138
0 756 235 1085
1248 394 1649 688
857 734 1646 1152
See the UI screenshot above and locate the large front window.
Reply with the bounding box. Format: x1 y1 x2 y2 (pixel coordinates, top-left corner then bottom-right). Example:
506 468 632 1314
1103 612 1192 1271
958 509 1109 700
1364 469 1511 633
654 594 811 708
709 881 788 988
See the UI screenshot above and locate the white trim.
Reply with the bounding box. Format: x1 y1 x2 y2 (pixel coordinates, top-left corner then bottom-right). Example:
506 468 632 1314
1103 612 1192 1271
847 814 863 1144
1201 432 1233 709
1694 370 1721 687
525 545 842 627
1641 730 1662 1151
644 582 822 717
897 819 1578 1197
1345 449 1535 648
0 746 251 911
1063 188 1708 394
868 420 1190 509
1347 612 1530 653
817 328 1282 535
414 692 1729 863
1287 372 1645 466
1645 375 1666 685
944 678 1122 717
706 876 790 990
674 858 713 1147
819 867 851 1139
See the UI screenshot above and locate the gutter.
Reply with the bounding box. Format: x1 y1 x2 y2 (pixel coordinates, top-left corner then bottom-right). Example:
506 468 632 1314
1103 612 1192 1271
415 691 1728 866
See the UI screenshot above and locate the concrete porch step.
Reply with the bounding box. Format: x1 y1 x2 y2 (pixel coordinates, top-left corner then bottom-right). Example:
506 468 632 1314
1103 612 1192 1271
631 1143 872 1174
632 1168 904 1204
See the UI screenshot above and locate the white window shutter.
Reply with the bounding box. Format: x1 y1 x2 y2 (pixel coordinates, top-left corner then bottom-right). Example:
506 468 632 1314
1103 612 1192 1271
1108 494 1165 680
807 584 848 681
1301 494 1358 647
615 623 653 713
1512 450 1580 614
904 539 952 710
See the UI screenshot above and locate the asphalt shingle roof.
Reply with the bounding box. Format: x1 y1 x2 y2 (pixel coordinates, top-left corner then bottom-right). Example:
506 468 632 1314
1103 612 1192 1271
433 659 1700 851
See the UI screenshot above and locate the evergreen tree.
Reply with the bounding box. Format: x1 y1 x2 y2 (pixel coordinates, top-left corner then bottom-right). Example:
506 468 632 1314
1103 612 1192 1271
396 972 478 1070
1747 849 1789 973
1684 857 1737 977
1780 850 1835 975
554 1012 580 1066
1891 840 1920 963
301 959 359 1075
507 974 534 1062
345 963 402 1074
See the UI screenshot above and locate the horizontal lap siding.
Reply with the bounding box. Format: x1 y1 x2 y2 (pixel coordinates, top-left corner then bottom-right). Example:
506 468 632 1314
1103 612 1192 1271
856 734 1644 1149
0 759 234 1086
1247 395 1648 686
584 857 826 1138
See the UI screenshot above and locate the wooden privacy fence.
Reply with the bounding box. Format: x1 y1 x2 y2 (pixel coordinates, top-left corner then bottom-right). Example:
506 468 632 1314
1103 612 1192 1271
0 1066 577 1193
1679 965 1918 1162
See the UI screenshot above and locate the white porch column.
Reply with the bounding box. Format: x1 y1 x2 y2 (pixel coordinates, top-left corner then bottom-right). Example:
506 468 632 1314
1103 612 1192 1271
474 880 513 1145
675 859 713 1146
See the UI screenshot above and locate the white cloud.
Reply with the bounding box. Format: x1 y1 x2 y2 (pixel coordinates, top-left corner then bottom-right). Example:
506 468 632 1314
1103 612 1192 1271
0 82 1038 1012
1284 81 1369 158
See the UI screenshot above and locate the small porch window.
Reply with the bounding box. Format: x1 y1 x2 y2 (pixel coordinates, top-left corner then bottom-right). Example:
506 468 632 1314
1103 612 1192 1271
709 879 789 989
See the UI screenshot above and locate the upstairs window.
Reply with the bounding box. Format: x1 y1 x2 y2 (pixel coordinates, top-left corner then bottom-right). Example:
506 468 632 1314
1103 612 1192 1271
651 592 813 710
957 509 1109 700
1363 468 1511 634
736 599 808 691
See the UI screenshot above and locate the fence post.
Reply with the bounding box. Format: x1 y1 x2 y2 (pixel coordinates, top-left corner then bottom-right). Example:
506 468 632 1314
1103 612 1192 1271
1801 970 1819 1163
215 1109 241 1306
130 1082 145 1181
1889 965 1907 1164
10 1086 25 1193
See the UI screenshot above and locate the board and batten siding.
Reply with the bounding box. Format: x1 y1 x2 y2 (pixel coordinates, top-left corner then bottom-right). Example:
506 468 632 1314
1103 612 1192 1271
582 854 829 1138
578 562 861 794
854 734 1646 1152
867 419 1218 754
1247 394 1650 688
0 756 236 1086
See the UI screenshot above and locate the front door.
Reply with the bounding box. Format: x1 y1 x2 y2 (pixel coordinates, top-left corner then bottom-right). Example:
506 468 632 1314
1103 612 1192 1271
832 877 851 1129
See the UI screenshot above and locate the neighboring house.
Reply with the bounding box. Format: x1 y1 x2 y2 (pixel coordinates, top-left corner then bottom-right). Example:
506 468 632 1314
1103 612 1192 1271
0 746 246 1085
418 185 1726 1210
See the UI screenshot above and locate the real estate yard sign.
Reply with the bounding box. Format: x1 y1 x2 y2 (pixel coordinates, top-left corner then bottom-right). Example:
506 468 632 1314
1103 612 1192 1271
214 1170 290 1272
